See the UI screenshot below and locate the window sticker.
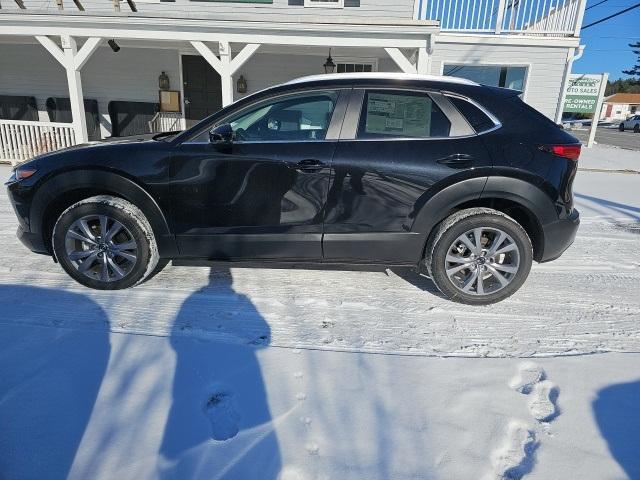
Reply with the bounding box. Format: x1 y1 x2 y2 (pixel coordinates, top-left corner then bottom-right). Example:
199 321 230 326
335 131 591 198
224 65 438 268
365 93 431 137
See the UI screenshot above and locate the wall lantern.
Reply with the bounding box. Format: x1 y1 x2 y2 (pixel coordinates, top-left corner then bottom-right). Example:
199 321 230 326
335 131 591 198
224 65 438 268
237 75 248 94
323 50 336 74
158 71 170 91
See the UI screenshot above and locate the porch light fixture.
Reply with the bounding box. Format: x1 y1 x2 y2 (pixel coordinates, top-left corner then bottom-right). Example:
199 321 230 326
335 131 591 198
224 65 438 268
236 75 247 94
107 39 120 53
323 50 336 74
158 71 170 91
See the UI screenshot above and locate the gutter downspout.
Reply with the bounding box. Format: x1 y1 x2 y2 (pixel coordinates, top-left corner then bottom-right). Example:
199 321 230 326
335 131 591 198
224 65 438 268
555 44 585 124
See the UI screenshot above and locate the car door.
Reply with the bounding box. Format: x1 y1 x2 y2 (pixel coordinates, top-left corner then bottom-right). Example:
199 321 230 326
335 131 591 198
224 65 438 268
168 88 348 260
322 88 493 264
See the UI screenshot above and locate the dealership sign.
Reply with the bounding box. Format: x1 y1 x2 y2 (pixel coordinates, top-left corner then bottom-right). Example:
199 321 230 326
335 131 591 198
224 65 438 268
563 74 604 113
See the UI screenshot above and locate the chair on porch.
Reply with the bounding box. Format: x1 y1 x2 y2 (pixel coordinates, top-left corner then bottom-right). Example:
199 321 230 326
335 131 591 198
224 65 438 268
108 100 158 137
46 97 101 141
0 95 38 122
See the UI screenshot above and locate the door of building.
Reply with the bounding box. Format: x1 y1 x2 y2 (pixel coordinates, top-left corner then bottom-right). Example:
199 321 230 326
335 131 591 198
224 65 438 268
182 55 223 127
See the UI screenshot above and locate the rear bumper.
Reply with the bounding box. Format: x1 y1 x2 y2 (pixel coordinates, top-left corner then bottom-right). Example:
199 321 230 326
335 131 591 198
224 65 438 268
539 208 580 262
16 225 49 255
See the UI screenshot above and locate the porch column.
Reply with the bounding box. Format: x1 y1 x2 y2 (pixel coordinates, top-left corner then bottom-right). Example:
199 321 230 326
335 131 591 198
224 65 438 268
191 41 260 107
62 36 88 143
35 35 102 143
218 41 235 107
416 47 429 74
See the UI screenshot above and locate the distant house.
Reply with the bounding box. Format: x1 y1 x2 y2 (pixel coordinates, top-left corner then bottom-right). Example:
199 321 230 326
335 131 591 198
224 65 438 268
600 93 640 121
1 0 588 164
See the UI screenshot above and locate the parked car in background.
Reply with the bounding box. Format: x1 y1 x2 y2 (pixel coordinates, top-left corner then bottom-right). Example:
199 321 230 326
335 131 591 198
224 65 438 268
6 74 581 304
619 115 640 132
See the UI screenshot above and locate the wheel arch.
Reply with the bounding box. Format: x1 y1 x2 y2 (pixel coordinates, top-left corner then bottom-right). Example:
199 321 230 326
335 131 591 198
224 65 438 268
31 169 177 257
414 176 556 263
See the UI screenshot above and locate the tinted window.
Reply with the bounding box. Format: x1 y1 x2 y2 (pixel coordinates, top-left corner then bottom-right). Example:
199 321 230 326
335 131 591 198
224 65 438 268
227 90 338 142
449 96 496 133
357 90 451 139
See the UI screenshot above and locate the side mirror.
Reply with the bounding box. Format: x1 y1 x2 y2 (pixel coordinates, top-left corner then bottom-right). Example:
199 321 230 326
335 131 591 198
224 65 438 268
209 123 233 145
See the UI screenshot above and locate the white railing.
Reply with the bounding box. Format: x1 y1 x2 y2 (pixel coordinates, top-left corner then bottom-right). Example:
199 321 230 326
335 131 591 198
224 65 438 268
417 0 585 36
148 112 183 133
0 120 77 165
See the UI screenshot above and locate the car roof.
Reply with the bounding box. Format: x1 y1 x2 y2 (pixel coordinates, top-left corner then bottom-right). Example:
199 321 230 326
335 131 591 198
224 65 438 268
285 72 479 87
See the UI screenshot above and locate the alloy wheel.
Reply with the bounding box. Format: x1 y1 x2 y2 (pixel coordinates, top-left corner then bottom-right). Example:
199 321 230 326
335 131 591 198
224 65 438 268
444 227 520 296
64 214 138 282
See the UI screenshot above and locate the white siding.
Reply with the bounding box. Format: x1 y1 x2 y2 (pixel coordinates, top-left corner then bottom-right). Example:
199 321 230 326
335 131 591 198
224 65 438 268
2 0 415 19
432 42 570 119
0 43 180 137
235 51 400 98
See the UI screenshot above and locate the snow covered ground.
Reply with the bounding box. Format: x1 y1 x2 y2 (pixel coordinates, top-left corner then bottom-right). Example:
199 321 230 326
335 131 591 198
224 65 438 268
1 148 639 480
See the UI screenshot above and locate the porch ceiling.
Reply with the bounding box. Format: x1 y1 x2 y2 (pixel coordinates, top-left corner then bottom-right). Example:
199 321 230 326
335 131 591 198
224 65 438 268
0 12 438 48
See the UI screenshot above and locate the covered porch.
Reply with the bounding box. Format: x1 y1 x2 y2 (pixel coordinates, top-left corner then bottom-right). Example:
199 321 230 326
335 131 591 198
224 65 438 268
0 14 438 164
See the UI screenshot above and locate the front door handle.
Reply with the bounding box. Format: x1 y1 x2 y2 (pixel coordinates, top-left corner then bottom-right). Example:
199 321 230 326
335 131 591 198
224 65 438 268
437 153 474 169
288 159 325 173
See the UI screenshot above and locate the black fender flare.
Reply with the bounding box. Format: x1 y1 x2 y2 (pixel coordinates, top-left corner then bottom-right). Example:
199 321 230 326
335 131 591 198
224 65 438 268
411 176 489 254
30 169 177 256
480 176 558 226
410 175 556 263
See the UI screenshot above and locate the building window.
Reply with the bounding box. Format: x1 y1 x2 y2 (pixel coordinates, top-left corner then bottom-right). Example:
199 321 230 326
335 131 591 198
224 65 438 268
304 0 343 7
443 64 527 92
336 60 376 73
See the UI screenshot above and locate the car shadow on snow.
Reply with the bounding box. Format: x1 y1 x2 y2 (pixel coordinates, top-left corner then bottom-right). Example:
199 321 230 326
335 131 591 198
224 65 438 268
574 192 640 229
0 285 111 480
158 267 281 479
593 380 640 480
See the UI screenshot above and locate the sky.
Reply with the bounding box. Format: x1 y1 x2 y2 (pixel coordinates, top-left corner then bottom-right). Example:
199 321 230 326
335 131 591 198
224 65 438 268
573 0 640 79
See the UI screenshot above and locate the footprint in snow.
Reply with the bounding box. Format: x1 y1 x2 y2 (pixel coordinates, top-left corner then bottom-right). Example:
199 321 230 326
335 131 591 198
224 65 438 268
489 421 537 480
204 386 240 441
305 442 319 455
509 362 545 394
510 362 559 423
528 380 559 422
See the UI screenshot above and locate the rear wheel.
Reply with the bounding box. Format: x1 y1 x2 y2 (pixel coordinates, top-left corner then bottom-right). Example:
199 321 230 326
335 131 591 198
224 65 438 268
52 195 159 290
427 208 533 305
634 124 639 133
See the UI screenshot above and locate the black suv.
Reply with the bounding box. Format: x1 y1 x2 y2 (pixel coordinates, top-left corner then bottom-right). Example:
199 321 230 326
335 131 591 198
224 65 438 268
6 73 580 304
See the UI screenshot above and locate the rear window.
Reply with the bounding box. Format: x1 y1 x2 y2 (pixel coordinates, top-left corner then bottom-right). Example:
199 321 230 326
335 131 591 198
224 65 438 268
448 96 496 133
357 90 451 139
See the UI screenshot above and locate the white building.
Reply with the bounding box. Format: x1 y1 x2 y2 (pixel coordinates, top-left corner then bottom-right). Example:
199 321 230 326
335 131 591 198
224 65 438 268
0 0 586 163
599 93 640 122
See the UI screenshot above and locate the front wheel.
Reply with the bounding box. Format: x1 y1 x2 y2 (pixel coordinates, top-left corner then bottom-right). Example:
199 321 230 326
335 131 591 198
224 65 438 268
52 195 159 290
619 123 625 131
426 208 533 305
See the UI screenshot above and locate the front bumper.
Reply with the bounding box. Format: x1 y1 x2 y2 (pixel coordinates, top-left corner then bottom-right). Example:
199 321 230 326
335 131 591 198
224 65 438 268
16 225 49 255
539 208 580 262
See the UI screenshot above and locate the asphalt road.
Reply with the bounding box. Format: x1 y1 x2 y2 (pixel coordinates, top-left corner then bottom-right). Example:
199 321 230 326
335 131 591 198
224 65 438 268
571 127 640 151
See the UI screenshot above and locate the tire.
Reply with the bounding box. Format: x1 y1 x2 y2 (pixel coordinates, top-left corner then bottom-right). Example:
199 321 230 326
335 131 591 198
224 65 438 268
619 123 625 132
52 195 159 290
634 124 640 133
426 208 533 305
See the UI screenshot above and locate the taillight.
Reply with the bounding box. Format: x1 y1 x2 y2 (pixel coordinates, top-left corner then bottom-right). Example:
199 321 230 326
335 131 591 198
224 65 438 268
541 144 581 161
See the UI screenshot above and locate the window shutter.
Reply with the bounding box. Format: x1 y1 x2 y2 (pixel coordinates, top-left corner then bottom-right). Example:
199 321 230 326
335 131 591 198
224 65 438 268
288 0 304 4
344 0 360 6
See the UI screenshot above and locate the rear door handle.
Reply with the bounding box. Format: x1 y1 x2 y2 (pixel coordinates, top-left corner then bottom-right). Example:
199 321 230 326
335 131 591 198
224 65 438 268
437 153 474 169
288 159 325 173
